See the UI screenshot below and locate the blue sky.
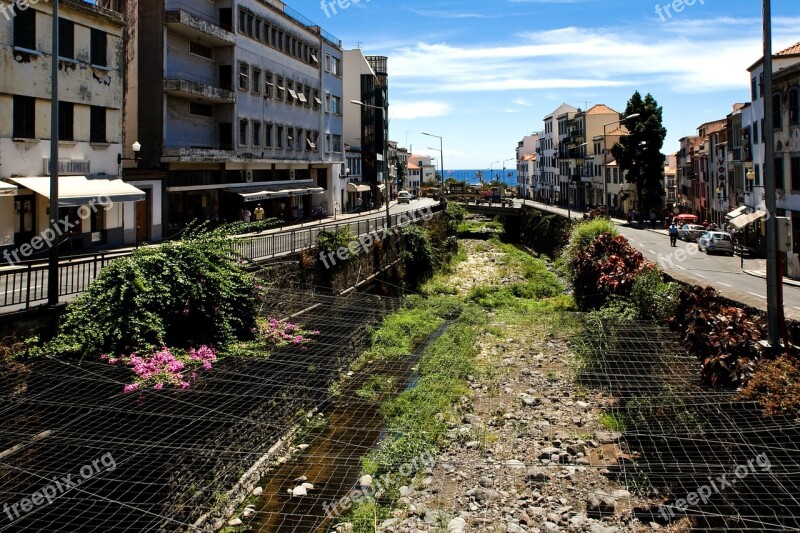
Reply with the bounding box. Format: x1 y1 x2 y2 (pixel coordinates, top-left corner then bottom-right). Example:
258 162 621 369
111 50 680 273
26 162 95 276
292 0 799 169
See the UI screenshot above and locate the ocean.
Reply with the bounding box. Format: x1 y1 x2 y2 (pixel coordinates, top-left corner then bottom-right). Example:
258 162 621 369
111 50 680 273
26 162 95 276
444 169 519 186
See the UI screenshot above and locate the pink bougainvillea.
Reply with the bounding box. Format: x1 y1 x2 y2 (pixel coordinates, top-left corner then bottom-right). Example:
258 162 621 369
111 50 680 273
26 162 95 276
103 345 217 393
260 318 319 350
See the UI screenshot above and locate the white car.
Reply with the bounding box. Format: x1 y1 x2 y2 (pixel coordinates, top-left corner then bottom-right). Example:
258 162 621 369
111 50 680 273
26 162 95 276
698 231 734 256
397 191 412 204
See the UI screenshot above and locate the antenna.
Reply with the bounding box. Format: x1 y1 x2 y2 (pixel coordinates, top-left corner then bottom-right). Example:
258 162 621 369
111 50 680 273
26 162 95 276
357 41 363 50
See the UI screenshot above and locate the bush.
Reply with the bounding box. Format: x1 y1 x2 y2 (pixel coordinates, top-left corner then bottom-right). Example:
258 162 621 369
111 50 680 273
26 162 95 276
669 286 766 388
401 225 436 285
739 356 800 417
572 233 652 311
629 269 680 322
316 228 356 263
561 218 618 277
46 235 258 359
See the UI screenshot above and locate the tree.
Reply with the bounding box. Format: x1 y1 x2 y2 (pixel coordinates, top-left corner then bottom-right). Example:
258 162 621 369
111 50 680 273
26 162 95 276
611 91 667 215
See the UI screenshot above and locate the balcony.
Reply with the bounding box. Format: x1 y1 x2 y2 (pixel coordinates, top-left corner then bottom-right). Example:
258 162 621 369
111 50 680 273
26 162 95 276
162 139 236 163
163 73 236 104
165 4 235 47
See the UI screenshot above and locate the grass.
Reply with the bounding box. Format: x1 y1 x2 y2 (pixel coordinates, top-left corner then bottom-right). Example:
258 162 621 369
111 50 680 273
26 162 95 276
598 411 627 432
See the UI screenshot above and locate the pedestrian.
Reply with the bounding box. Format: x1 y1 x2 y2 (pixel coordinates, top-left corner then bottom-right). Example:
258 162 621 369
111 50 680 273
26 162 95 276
649 209 657 228
668 222 678 247
241 207 252 223
356 197 363 212
253 203 265 231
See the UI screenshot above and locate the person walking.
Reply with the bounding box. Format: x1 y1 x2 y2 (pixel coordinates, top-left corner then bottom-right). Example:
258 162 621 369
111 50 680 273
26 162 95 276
241 207 252 223
356 197 363 212
668 222 678 247
253 204 265 231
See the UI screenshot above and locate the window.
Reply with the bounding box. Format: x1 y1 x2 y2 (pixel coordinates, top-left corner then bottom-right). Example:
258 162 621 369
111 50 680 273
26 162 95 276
331 96 341 115
313 90 321 110
253 121 261 147
58 102 74 141
753 121 759 146
791 157 800 191
254 19 261 40
13 7 36 50
790 88 799 126
752 77 758 101
773 93 782 128
189 102 214 117
776 156 785 190
239 62 249 91
190 41 213 60
325 92 331 113
252 69 261 94
287 80 297 102
276 125 283 149
332 134 342 152
90 29 107 67
330 56 340 76
59 18 75 60
297 128 304 150
326 133 331 153
239 9 246 33
755 164 761 186
325 53 331 72
265 123 273 148
13 95 35 139
265 72 273 98
287 127 294 150
276 76 285 102
239 119 248 146
90 106 106 143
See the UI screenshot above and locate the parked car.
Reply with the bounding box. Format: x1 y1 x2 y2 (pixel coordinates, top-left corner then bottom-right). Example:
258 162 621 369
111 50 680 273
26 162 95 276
677 224 706 242
698 231 734 255
397 191 413 204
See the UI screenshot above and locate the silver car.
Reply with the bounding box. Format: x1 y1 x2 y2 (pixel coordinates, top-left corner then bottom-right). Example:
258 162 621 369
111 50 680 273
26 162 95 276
698 231 734 256
677 224 706 242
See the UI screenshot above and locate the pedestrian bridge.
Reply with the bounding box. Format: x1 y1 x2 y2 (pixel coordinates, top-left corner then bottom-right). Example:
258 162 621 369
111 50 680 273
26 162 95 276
460 201 525 217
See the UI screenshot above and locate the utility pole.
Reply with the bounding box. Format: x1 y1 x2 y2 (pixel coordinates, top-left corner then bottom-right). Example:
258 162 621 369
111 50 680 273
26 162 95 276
48 0 60 306
762 0 784 349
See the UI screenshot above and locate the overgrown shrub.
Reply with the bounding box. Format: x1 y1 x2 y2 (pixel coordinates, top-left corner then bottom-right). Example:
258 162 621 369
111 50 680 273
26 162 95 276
46 235 258 359
739 356 800 417
572 233 652 310
561 218 618 278
316 228 356 264
629 269 680 322
669 286 766 388
445 201 466 234
401 225 436 286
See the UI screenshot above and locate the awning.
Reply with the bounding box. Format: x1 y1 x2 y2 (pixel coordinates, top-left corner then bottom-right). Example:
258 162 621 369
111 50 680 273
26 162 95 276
0 181 17 196
726 205 748 219
227 184 317 202
728 210 767 230
8 176 145 206
377 184 386 191
308 187 324 195
347 182 371 193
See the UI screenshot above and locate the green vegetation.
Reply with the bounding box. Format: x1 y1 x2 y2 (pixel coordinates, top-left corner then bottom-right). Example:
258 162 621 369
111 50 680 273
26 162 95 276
316 227 357 263
559 217 618 279
598 412 627 432
400 225 436 285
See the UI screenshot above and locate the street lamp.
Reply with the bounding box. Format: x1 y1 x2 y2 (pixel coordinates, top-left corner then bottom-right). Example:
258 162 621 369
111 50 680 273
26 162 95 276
351 100 391 228
602 113 641 210
118 141 142 165
421 132 444 194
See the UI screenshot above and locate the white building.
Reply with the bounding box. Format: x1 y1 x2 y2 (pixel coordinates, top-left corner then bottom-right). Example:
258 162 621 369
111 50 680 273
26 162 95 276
516 134 539 199
541 104 578 204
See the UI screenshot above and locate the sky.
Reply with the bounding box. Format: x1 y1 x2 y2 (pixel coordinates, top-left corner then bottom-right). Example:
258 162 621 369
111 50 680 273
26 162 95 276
290 0 799 170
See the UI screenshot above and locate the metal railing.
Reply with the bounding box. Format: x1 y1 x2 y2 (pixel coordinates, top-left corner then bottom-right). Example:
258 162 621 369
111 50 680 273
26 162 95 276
0 204 443 314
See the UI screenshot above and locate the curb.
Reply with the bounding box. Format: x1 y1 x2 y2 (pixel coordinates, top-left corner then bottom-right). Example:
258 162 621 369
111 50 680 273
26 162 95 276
741 269 800 288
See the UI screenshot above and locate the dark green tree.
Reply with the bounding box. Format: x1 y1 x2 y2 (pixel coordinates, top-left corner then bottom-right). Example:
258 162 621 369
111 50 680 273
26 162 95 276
611 91 667 215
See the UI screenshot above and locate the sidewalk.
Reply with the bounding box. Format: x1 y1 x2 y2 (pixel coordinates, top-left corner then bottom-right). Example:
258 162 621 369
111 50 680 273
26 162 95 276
742 269 800 288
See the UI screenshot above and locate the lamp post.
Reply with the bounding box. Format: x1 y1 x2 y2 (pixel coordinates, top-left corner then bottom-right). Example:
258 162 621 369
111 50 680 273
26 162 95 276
422 132 444 194
351 100 391 228
602 113 641 211
48 0 60 306
118 141 142 165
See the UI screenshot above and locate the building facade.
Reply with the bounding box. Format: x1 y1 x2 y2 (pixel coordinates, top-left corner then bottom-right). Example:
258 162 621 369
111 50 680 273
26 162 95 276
0 0 147 260
515 134 538 199
125 0 344 231
541 104 577 205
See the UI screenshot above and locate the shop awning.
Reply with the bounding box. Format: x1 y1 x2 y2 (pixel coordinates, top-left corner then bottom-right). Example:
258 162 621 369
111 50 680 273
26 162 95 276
308 187 324 195
227 184 318 202
726 205 748 219
8 176 145 206
728 210 767 230
347 182 372 193
0 181 17 196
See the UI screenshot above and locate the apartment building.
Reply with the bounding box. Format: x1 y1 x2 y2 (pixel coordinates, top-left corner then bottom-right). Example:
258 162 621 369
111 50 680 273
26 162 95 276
540 103 577 205
515 134 538 199
0 0 146 258
664 152 678 209
342 49 388 210
124 0 344 229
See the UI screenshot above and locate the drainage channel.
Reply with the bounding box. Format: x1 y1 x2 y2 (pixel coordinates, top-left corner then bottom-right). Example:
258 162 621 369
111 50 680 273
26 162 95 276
248 319 455 533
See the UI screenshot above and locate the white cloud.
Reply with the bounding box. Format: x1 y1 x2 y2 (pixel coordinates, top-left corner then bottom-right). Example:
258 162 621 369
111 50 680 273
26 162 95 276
390 101 452 120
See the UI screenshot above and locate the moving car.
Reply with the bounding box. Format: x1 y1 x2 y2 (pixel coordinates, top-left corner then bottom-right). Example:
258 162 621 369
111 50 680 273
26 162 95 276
397 191 412 204
698 231 734 255
677 224 706 242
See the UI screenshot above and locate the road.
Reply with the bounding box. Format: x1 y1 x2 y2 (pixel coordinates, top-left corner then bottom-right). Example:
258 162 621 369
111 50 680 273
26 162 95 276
519 200 800 322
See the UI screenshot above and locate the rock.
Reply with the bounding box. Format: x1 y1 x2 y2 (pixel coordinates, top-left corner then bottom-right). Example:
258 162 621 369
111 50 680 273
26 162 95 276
586 491 616 518
227 518 243 526
505 459 525 469
448 517 467 533
294 475 308 482
337 524 353 533
539 447 561 459
358 475 373 489
596 432 622 444
611 489 631 500
507 523 526 533
479 476 494 488
526 467 551 485
378 517 400 530
252 486 263 496
291 486 308 497
297 444 310 451
302 482 314 490
576 401 591 410
542 522 560 532
465 440 480 449
465 487 500 503
241 507 255 518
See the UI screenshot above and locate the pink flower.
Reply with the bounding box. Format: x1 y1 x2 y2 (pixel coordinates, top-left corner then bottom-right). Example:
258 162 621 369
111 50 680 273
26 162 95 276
123 383 140 393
